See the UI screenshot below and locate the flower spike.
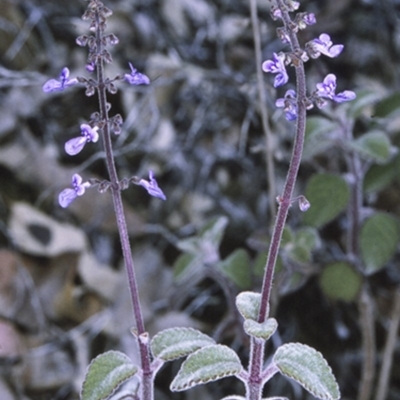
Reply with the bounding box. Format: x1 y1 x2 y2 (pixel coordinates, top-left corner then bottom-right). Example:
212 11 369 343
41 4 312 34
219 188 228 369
138 171 166 200
125 63 150 85
262 53 289 87
43 67 79 92
59 174 91 208
65 124 99 156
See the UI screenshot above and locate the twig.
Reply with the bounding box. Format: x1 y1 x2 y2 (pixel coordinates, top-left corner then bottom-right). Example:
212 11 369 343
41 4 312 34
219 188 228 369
374 287 400 400
249 0 276 219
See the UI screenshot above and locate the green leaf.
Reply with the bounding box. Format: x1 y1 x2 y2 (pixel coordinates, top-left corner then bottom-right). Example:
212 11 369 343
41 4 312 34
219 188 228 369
374 92 400 118
360 213 400 274
173 253 202 282
364 153 400 193
218 248 251 289
274 343 340 400
243 318 278 341
235 291 264 320
293 227 320 251
170 345 242 391
319 262 362 302
199 216 229 244
347 88 382 118
151 327 215 361
303 117 338 160
303 174 350 228
81 351 138 400
348 131 392 164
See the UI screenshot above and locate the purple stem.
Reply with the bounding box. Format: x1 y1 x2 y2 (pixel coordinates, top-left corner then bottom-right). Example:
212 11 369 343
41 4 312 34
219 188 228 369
247 2 307 398
93 7 153 400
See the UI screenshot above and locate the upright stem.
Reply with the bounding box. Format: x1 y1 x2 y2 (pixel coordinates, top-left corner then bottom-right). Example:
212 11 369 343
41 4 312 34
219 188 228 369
258 0 307 323
247 3 307 398
94 9 153 400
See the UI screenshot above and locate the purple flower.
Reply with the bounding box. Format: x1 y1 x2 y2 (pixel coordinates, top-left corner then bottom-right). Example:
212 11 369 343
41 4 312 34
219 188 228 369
308 34 343 58
138 171 166 200
276 89 298 121
304 13 316 25
43 67 79 92
262 53 289 88
65 124 99 156
124 63 150 85
316 74 356 106
59 174 91 208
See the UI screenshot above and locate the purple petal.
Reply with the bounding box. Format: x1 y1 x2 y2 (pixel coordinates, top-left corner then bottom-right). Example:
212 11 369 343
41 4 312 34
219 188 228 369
42 67 78 92
274 71 289 87
125 62 150 85
328 44 344 57
65 137 87 156
139 171 166 200
59 188 78 208
304 13 316 25
80 124 99 142
333 90 357 103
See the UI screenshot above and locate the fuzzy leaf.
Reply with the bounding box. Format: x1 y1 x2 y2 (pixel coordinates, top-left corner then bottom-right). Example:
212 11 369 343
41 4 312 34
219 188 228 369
81 351 138 400
151 327 215 361
218 248 251 289
235 291 264 320
319 262 362 302
348 131 392 164
360 213 400 274
243 318 278 341
274 343 340 400
303 117 338 160
303 174 349 228
170 345 242 391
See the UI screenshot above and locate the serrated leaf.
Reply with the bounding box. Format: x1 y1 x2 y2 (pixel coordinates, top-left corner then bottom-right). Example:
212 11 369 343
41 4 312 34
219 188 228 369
274 343 340 400
81 351 138 400
348 131 392 164
303 174 349 228
236 291 264 320
151 327 215 361
170 345 242 391
218 248 251 289
319 262 362 302
243 318 278 340
360 213 400 274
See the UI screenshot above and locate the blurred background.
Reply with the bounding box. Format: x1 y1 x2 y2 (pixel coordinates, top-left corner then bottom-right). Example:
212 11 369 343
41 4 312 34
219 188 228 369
1 0 400 399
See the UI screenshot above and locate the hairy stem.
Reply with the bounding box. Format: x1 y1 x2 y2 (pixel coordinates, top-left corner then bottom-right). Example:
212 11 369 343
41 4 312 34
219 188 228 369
248 2 307 398
94 8 153 400
249 0 276 220
258 0 307 323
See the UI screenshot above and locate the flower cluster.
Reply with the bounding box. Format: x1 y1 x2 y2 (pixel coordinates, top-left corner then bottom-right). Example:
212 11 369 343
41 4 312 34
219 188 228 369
43 62 163 208
262 10 356 121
